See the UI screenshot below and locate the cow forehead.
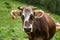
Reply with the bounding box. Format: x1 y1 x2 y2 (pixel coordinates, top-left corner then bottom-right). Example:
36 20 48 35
22 7 33 16
25 7 31 9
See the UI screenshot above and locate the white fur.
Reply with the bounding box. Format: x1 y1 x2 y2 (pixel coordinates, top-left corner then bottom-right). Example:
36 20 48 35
23 7 33 22
23 7 33 32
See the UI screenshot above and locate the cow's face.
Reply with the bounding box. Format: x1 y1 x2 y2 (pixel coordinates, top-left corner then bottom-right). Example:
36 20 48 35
18 6 44 33
18 6 36 33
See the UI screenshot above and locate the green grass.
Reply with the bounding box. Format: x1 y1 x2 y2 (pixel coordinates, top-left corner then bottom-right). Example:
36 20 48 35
0 0 60 40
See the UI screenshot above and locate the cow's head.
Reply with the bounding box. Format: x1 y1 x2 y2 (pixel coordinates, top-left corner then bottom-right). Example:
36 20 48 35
18 6 44 33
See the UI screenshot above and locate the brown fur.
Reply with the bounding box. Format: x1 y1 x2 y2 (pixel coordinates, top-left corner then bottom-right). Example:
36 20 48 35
44 13 56 39
26 13 56 40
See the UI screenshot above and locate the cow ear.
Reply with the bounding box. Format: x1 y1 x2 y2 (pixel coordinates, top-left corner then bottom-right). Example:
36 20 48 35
33 10 44 16
11 10 22 20
12 16 16 20
33 11 36 16
33 10 37 16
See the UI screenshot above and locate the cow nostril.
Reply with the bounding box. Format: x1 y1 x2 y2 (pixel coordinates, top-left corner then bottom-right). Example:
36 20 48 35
24 28 31 30
29 28 31 30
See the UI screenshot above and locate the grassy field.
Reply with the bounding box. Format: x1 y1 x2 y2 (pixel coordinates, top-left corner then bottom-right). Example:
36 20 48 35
0 0 60 40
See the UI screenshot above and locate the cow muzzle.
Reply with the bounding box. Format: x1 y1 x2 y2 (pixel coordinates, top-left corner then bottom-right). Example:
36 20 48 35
24 21 33 32
24 27 31 32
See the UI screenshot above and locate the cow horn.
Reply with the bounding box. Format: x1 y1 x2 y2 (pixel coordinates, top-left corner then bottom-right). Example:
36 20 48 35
18 6 25 10
29 6 37 10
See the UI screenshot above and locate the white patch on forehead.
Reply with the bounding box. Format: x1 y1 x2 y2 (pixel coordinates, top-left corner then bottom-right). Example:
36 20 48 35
25 11 30 21
23 7 33 22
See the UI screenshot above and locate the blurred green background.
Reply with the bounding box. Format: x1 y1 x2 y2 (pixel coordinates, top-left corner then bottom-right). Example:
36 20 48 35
0 0 60 40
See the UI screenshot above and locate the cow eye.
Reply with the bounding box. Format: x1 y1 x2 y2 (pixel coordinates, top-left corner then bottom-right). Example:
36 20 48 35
29 14 34 20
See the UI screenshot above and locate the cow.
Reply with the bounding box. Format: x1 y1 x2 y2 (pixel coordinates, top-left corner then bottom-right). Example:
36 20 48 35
17 6 56 40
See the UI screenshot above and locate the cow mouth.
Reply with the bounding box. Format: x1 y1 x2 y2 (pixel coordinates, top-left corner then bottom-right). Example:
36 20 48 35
24 27 32 32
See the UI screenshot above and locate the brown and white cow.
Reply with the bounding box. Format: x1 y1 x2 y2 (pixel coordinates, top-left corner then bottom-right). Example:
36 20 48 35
17 6 56 40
